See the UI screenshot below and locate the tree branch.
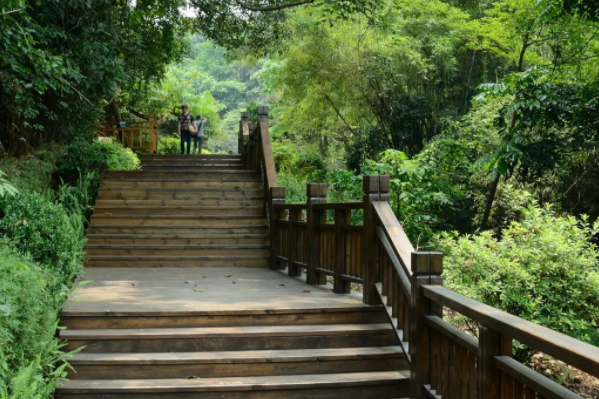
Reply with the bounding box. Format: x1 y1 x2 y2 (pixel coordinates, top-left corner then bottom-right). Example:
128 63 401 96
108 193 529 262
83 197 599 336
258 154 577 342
235 0 314 12
0 9 23 16
127 107 149 121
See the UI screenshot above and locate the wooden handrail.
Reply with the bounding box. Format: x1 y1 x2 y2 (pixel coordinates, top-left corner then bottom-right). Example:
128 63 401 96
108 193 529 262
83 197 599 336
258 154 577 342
244 108 599 398
258 116 277 190
372 201 414 275
97 113 158 154
422 285 599 379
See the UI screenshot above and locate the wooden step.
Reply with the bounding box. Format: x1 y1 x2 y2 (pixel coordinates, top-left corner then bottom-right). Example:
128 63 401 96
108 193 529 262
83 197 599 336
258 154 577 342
94 199 263 207
66 347 407 380
85 255 270 268
86 225 269 235
102 175 261 183
92 206 264 216
141 166 245 172
105 167 260 180
85 244 270 256
85 234 270 246
140 154 242 160
100 181 262 189
97 189 263 200
61 324 398 353
140 163 245 167
56 371 409 398
61 307 388 329
89 215 268 226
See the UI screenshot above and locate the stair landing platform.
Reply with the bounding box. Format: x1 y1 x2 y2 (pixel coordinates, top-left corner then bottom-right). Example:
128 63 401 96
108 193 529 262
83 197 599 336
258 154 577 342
63 267 367 315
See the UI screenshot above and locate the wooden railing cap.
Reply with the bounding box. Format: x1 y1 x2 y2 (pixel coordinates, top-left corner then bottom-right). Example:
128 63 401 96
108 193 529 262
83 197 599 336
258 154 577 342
307 183 327 198
258 106 269 118
271 186 286 199
363 175 390 195
411 252 443 275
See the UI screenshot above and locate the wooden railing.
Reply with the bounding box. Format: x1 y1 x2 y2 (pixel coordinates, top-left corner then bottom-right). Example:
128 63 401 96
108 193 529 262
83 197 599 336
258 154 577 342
97 114 158 154
238 108 599 399
240 107 278 225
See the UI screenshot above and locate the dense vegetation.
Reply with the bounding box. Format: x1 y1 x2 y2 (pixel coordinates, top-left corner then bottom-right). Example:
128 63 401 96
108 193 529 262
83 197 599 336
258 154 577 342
0 142 139 397
2 0 599 395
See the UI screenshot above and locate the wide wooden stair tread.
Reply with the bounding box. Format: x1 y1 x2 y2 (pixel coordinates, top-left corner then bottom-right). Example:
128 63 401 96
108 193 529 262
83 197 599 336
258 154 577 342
61 323 394 340
69 346 404 365
57 154 408 398
57 371 409 391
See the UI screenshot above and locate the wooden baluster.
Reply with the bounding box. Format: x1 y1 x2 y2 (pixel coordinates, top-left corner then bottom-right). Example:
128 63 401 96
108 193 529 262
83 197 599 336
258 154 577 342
270 187 286 270
362 175 380 305
478 327 513 399
410 252 443 399
306 183 327 285
148 113 156 154
333 209 351 294
288 208 301 277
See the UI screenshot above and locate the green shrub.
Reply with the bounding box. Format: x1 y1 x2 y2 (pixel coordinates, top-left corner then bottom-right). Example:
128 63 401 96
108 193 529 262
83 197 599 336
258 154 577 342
0 245 71 399
0 144 63 193
55 141 107 186
56 171 99 227
158 137 181 154
97 142 140 171
438 204 599 359
0 191 85 280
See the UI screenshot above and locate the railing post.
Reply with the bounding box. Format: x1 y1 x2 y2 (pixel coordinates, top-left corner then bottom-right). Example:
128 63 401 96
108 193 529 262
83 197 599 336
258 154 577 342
362 175 381 305
306 183 327 285
410 252 443 399
478 328 512 399
239 112 249 155
270 187 286 270
334 208 351 294
247 122 256 170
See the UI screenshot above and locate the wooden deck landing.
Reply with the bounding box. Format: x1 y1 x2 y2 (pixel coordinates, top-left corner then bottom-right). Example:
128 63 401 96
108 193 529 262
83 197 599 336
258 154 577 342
64 267 366 315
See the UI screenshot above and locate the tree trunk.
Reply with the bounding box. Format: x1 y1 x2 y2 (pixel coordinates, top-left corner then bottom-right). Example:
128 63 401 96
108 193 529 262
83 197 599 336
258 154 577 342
480 173 500 230
479 32 530 230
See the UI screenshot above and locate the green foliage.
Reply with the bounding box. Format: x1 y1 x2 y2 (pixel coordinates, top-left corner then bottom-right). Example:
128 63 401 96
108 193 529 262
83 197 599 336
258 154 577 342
158 137 182 155
0 245 72 399
97 142 140 171
0 145 64 193
55 142 108 187
0 192 85 280
438 203 599 358
56 171 100 228
0 0 189 155
0 171 18 199
365 149 463 247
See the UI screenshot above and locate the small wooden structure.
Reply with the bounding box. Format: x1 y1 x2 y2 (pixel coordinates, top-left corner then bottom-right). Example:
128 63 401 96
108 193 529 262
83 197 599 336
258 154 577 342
239 106 599 399
98 113 159 154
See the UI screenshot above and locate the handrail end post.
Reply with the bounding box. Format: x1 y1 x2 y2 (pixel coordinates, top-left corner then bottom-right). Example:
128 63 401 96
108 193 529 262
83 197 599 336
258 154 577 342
362 175 383 305
270 187 286 270
410 252 443 399
306 183 327 285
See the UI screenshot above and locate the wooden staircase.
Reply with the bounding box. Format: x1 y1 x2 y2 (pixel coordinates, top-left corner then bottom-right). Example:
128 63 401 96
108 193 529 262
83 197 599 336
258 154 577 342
86 154 269 268
56 154 410 399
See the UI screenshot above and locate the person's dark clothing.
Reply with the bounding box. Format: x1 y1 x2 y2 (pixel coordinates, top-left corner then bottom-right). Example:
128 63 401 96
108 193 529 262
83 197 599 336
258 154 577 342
180 130 191 154
179 113 194 155
179 113 193 131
